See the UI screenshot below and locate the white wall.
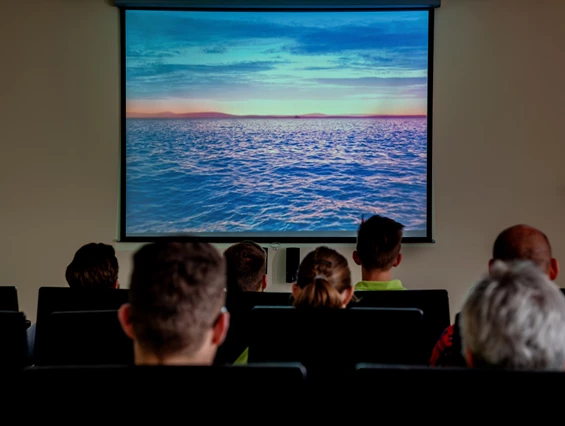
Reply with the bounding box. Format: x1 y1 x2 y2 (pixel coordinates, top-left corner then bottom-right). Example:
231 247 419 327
2 0 565 322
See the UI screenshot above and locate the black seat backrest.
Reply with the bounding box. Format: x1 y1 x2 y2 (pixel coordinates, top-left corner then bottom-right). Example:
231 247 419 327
249 306 426 368
350 289 450 358
35 310 133 366
214 291 293 365
0 311 29 369
0 287 19 311
21 363 307 421
354 364 565 421
34 287 129 363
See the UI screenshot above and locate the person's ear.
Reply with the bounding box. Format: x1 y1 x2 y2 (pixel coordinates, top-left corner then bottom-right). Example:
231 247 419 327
352 251 362 266
117 304 135 340
114 280 120 289
488 258 495 273
549 258 559 281
291 283 300 299
341 286 355 307
392 253 402 268
261 274 267 291
212 310 230 346
465 348 475 368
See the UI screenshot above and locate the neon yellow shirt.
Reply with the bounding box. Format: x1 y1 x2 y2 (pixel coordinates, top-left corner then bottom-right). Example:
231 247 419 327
355 280 406 290
233 347 249 365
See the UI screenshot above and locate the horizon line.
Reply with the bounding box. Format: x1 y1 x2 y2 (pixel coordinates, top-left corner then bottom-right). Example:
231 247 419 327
126 111 427 118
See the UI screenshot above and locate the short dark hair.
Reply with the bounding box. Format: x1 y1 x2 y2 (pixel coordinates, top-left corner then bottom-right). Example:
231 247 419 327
355 215 404 270
129 242 226 358
224 241 266 292
65 243 119 289
492 224 552 272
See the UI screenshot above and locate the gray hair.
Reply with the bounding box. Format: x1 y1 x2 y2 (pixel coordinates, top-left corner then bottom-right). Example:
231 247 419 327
460 260 565 370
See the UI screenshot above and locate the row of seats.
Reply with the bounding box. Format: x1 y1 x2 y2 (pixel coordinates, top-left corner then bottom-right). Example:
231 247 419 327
0 305 430 369
2 363 563 422
218 288 451 364
0 286 451 367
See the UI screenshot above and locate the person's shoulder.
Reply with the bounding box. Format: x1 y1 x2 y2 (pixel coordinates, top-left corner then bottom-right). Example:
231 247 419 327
27 322 36 335
355 280 405 291
393 279 407 290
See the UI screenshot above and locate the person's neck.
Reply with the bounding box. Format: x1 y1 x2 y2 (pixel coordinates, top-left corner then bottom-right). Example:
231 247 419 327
134 345 215 366
361 268 394 282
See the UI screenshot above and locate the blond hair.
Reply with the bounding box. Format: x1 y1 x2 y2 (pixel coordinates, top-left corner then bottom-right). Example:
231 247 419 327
293 246 351 309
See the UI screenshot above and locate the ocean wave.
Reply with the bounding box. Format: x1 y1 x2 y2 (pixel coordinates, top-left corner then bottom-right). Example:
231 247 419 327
125 118 427 234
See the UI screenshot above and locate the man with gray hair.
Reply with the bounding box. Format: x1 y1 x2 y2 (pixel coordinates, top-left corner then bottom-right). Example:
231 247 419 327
430 224 560 367
460 260 565 370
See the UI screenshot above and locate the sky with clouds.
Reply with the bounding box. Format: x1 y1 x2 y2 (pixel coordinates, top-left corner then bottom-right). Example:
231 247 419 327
125 10 429 116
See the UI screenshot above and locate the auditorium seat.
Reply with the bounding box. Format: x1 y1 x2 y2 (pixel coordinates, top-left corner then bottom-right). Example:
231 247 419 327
34 310 133 366
349 289 450 358
246 306 424 422
20 363 307 421
248 306 426 367
354 364 565 421
0 286 19 311
33 287 129 364
0 311 29 370
214 291 293 365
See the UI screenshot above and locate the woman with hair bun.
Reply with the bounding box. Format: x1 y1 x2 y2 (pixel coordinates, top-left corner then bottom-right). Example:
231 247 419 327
292 246 354 309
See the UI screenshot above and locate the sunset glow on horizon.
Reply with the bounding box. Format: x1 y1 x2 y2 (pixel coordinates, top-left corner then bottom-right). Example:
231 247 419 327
126 99 427 117
126 10 429 117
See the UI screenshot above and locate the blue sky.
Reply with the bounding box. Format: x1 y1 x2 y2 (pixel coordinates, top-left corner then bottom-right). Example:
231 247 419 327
125 10 429 116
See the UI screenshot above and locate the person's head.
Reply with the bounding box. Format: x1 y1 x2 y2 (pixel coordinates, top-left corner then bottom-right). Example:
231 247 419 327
224 241 267 293
461 260 565 370
65 243 119 289
490 224 558 280
353 215 404 272
292 246 353 309
118 242 229 366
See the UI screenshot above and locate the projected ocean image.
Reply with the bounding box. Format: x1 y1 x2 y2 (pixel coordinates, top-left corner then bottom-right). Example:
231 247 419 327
125 10 429 236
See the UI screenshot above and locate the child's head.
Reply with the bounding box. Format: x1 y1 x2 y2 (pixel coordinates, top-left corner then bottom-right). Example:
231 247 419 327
353 215 404 272
292 246 352 309
224 241 267 292
65 243 119 289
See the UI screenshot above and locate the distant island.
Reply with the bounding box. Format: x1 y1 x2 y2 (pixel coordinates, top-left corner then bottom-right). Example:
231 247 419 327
126 111 426 119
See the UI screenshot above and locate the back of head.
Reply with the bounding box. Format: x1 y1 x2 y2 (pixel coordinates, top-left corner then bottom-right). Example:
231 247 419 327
461 260 565 370
129 242 226 359
65 243 119 289
224 241 266 292
492 224 552 273
356 215 404 271
293 246 351 309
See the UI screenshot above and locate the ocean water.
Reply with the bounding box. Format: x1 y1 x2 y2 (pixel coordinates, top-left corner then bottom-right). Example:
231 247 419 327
125 118 427 235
